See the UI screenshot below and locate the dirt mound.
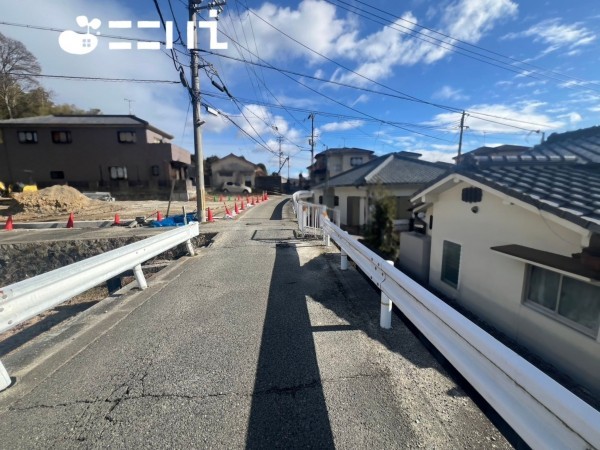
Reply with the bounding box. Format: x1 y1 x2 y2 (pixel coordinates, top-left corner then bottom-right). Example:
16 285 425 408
10 185 93 214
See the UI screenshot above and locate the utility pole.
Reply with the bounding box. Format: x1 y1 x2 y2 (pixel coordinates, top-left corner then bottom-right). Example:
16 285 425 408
308 113 315 183
188 0 215 222
124 98 134 115
276 136 284 174
457 110 466 164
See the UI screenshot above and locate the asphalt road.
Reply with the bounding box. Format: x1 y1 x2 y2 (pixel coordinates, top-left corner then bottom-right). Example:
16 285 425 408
0 197 513 449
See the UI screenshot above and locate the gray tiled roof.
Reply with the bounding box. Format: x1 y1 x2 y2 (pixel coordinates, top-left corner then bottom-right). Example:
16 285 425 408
525 126 600 163
458 162 600 231
315 147 374 157
0 115 173 138
461 126 600 165
315 153 448 188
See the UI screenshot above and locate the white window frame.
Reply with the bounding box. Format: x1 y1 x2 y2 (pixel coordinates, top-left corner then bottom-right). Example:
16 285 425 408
523 265 600 338
441 240 461 289
350 156 363 167
109 166 128 180
117 130 137 143
17 130 38 144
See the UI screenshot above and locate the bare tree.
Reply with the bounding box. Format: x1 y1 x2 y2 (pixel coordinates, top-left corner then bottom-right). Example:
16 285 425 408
0 32 41 119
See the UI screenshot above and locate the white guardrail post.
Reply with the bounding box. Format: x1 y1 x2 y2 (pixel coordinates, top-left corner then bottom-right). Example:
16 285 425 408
316 216 600 449
380 260 394 329
0 222 200 392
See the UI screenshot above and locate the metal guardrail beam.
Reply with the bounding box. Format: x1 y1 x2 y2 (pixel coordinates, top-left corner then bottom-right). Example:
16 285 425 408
313 215 600 449
0 222 199 392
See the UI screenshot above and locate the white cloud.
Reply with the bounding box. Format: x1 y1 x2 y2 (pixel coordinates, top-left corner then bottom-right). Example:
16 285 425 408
433 85 469 101
320 119 364 132
425 101 563 134
558 112 582 125
225 0 350 63
414 149 457 163
350 94 369 107
225 0 517 87
332 0 517 85
504 19 596 56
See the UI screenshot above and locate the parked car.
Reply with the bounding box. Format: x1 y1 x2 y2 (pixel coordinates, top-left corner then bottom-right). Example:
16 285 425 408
222 181 252 194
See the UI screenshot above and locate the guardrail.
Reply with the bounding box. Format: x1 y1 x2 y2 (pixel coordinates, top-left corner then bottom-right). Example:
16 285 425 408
0 222 199 392
292 201 599 449
292 191 340 237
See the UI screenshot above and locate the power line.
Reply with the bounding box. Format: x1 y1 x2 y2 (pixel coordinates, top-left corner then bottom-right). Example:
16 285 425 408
200 47 549 132
12 73 179 84
212 10 552 132
345 0 600 90
0 20 167 44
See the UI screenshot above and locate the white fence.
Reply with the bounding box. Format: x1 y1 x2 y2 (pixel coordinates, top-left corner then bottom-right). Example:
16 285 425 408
0 222 199 392
292 191 340 237
293 196 600 449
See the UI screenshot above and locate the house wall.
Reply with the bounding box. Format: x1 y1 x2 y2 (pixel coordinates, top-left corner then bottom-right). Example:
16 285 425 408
426 181 599 396
211 157 256 188
0 124 191 197
312 183 423 227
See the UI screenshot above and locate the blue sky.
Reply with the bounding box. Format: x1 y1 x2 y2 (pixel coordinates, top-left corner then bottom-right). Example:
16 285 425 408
1 0 599 176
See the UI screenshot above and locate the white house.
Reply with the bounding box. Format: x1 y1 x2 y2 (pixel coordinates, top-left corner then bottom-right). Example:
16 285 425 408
311 152 449 229
310 147 375 186
210 154 262 189
406 127 600 398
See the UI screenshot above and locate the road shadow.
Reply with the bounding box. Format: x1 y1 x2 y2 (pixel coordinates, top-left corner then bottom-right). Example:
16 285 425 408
0 301 100 358
246 244 336 449
269 199 288 221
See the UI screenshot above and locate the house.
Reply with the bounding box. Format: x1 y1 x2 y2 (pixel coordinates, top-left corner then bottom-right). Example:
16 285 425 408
210 154 263 190
311 152 449 229
454 144 529 163
0 115 193 200
310 147 375 185
404 127 600 397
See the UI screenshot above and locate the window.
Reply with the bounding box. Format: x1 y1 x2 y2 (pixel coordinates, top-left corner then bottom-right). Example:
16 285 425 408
50 171 65 180
18 130 37 144
151 165 160 176
350 156 363 167
117 131 137 143
441 240 461 288
334 196 339 206
219 170 233 177
318 195 323 204
109 166 128 180
525 265 600 335
51 130 72 144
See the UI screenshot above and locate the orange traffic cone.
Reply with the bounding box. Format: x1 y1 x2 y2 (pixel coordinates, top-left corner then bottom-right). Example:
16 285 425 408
4 215 14 231
219 194 224 202
241 199 245 210
234 202 240 214
207 207 214 222
66 212 74 228
224 204 232 217
156 211 163 221
113 213 121 226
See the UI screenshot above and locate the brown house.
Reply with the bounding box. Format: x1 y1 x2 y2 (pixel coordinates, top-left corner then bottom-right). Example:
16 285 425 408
0 115 193 199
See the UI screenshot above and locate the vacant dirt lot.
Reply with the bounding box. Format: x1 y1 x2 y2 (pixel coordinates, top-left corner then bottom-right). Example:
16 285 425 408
0 185 260 223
